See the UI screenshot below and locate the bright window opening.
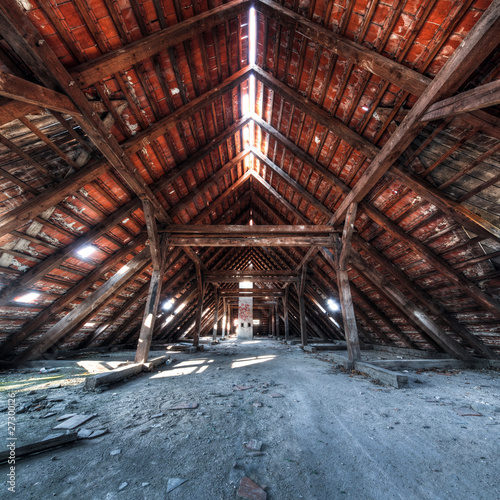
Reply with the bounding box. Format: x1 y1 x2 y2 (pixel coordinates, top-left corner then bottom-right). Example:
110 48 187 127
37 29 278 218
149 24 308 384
328 299 339 311
162 298 174 311
77 245 95 258
14 292 40 303
249 7 256 66
253 319 260 325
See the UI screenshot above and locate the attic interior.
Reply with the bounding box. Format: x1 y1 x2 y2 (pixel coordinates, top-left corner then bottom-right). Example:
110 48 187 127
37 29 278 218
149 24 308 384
0 0 499 498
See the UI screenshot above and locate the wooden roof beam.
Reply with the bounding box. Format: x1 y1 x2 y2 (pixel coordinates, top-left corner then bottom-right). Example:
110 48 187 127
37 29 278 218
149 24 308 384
0 71 81 116
70 0 251 87
253 169 496 354
252 69 378 159
332 1 500 225
15 248 151 362
348 250 473 361
0 0 168 223
255 0 430 96
421 79 500 122
0 233 147 357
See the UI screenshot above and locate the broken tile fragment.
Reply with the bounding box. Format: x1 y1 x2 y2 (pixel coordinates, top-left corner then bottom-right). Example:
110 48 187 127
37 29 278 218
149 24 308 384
244 439 263 451
166 478 187 493
269 392 284 398
233 385 253 391
169 403 198 410
237 476 267 500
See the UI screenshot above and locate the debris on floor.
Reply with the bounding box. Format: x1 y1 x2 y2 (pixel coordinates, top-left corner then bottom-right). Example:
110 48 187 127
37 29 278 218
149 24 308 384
237 476 267 500
169 403 198 410
53 414 97 430
166 478 188 493
244 439 263 451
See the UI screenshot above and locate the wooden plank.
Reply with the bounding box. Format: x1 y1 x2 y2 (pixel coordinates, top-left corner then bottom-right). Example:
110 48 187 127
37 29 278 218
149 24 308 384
0 98 40 126
389 165 500 243
353 234 499 359
0 432 79 464
349 251 473 360
142 200 161 271
165 225 337 235
0 71 81 115
212 285 219 340
331 1 500 225
14 249 151 362
255 0 430 96
335 202 361 363
0 234 147 356
0 196 142 308
124 68 251 157
53 414 96 430
299 266 308 347
205 276 298 283
84 363 144 390
193 270 204 348
252 69 378 159
421 79 500 122
71 0 251 87
0 0 168 223
168 236 335 246
205 270 298 276
135 268 163 363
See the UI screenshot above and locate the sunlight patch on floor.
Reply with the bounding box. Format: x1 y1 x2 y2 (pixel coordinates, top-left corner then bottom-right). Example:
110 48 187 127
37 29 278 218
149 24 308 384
231 355 276 369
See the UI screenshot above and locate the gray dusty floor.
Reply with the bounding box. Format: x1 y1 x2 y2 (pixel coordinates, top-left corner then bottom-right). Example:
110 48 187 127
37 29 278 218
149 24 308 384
1 339 500 500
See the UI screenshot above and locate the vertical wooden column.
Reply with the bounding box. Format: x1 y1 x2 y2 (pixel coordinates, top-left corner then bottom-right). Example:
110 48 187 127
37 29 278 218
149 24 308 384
193 261 204 348
212 285 219 341
284 285 290 341
221 298 226 338
299 265 308 346
135 200 164 364
336 202 361 364
135 268 163 363
275 303 280 339
271 307 275 337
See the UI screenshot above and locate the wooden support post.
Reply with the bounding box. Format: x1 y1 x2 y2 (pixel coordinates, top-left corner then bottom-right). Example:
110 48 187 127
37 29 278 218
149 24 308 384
134 268 163 363
221 298 227 338
212 285 219 341
335 202 361 364
275 304 280 339
271 307 275 337
193 261 204 348
299 266 308 346
284 285 290 341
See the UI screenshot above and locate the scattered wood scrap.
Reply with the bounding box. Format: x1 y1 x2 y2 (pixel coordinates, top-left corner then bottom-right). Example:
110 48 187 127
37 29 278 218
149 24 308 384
0 432 78 464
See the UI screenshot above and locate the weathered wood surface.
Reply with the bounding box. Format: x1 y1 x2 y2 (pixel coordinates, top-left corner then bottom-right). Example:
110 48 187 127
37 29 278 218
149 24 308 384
0 70 81 115
421 79 500 122
71 0 251 87
0 432 79 464
255 0 430 96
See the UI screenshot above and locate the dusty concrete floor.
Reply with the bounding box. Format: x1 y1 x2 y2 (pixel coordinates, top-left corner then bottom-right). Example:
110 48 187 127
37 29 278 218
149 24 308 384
1 339 500 500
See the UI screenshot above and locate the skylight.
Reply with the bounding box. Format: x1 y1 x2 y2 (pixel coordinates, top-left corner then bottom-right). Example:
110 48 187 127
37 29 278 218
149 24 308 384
14 292 39 303
162 298 174 311
248 7 256 66
77 245 95 258
328 299 339 311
